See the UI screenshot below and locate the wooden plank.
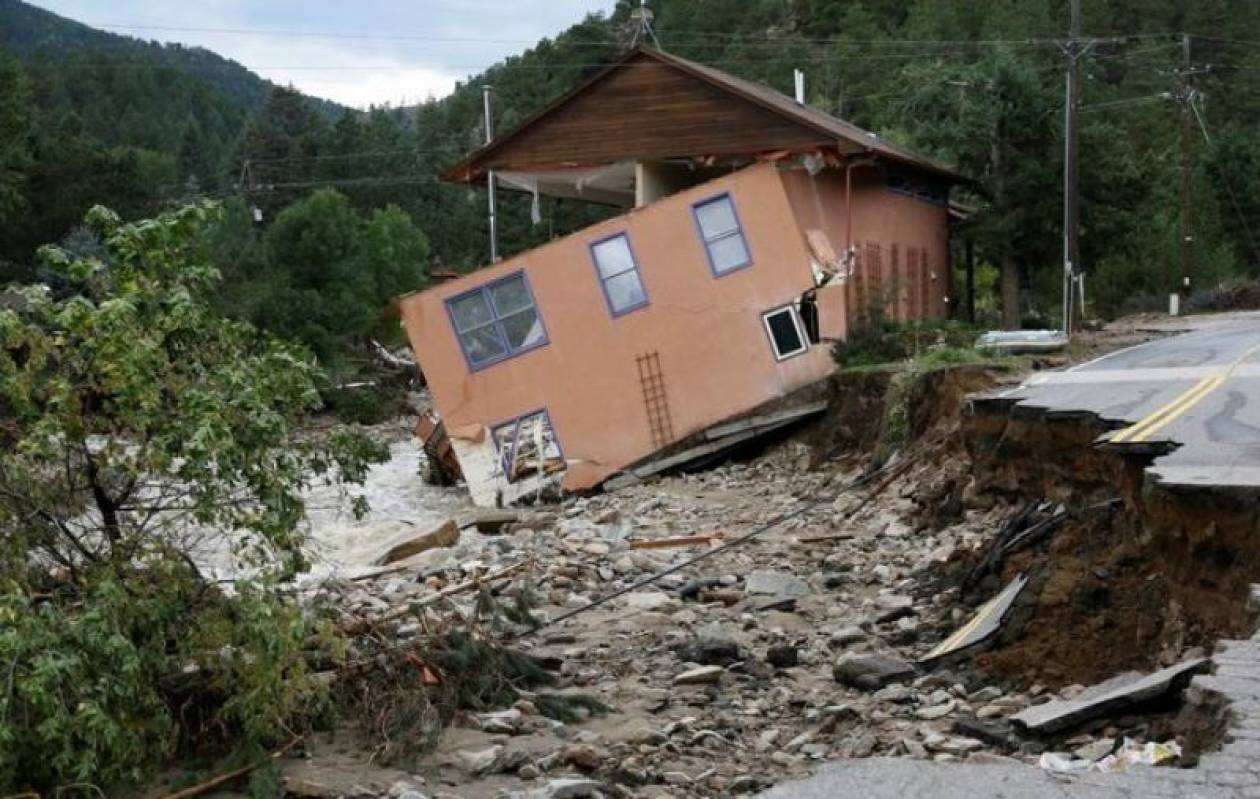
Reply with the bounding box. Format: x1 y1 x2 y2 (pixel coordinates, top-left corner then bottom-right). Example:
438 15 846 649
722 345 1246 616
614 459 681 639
628 534 723 550
703 401 828 440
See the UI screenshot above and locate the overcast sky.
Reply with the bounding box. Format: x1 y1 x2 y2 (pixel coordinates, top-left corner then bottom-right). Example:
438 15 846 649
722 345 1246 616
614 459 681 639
29 0 616 107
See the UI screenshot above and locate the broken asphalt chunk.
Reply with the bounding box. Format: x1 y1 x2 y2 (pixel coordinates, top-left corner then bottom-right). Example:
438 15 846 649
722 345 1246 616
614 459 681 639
1010 657 1209 735
919 573 1028 663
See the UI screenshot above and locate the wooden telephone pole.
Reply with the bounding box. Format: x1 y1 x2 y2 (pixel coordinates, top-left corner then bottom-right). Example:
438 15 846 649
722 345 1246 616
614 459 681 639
1179 32 1194 298
1060 0 1090 335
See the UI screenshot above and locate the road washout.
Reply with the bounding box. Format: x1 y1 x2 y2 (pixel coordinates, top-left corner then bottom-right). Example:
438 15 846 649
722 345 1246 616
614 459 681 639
217 332 1260 798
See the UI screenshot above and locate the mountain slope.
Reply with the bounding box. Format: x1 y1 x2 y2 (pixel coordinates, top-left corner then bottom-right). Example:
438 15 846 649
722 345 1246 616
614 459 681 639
0 0 341 115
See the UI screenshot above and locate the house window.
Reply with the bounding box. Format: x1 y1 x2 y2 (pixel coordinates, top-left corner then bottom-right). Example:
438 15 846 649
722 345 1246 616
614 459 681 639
693 193 752 275
762 306 809 360
590 233 648 316
491 409 563 483
446 272 547 369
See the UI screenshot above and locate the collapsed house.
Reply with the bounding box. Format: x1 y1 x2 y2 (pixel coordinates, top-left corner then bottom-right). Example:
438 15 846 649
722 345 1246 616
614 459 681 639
397 46 967 507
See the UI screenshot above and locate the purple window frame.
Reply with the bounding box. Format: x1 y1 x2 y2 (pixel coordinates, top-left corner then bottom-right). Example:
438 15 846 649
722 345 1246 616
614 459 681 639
444 270 549 372
588 231 649 318
490 407 564 482
691 192 753 277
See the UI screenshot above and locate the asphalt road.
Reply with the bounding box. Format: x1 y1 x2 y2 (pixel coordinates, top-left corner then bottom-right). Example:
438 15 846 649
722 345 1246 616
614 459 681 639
989 316 1260 489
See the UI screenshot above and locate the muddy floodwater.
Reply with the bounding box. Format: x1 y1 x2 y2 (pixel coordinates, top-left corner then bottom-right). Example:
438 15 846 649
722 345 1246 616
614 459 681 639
302 435 475 576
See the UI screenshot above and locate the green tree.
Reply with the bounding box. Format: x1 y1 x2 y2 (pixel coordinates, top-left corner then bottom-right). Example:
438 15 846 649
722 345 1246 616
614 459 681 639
251 190 429 362
0 47 31 226
0 201 386 792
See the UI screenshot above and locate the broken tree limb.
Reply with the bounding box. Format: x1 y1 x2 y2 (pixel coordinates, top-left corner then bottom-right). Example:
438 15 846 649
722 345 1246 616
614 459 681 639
628 534 724 550
159 737 301 799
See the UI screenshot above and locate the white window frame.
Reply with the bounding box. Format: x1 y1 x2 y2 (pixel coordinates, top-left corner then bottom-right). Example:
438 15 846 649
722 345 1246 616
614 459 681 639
762 305 809 361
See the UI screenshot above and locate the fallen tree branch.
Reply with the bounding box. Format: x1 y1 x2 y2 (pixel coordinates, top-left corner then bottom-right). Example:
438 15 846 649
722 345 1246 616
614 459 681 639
158 737 301 799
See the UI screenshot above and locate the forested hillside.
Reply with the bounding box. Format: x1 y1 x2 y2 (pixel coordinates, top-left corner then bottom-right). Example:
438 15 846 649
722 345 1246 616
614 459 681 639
2 0 1260 350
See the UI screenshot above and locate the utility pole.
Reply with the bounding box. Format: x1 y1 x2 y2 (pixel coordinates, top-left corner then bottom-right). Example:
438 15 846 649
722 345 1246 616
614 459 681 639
1060 0 1090 335
1179 32 1194 299
483 84 499 263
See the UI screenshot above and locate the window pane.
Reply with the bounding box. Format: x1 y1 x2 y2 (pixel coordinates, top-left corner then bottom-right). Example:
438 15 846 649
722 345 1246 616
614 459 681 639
605 270 646 313
489 275 533 316
766 309 805 357
449 291 493 332
592 235 635 280
460 324 508 364
708 233 750 273
696 196 739 240
500 308 545 350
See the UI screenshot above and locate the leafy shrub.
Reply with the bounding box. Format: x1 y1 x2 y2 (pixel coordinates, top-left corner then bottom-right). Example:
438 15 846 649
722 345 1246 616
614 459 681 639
0 202 384 794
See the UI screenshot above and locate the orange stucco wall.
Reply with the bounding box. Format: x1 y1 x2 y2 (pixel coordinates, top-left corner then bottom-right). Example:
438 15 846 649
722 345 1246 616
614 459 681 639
780 165 952 331
399 160 953 499
399 162 835 494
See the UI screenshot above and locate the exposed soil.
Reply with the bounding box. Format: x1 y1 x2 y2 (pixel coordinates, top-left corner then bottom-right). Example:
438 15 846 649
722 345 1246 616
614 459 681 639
962 403 1260 688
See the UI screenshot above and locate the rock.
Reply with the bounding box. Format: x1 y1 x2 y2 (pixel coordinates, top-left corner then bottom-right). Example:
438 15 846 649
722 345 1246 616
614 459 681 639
375 519 459 565
968 686 1004 703
560 743 605 771
661 771 691 785
624 591 676 612
469 510 519 534
1073 738 1116 761
872 684 913 704
674 665 725 685
477 708 524 734
766 644 799 669
829 626 867 647
387 781 428 799
456 745 502 774
673 636 742 666
745 571 811 598
833 653 916 690
915 699 957 720
519 778 604 799
729 774 763 794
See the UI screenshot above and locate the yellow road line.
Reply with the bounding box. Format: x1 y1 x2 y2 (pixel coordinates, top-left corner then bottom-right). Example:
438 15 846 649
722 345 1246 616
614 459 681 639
1111 340 1260 445
1111 375 1219 444
1129 375 1224 442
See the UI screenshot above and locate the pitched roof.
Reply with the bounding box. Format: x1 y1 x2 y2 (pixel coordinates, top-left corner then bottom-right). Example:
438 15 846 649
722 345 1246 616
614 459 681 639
443 45 966 184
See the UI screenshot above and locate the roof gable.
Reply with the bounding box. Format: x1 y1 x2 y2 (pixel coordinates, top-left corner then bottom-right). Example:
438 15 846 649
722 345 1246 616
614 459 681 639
444 47 964 184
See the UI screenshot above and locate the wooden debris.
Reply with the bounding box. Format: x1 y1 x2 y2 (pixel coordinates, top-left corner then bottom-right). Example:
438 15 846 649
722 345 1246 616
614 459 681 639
374 519 459 566
628 534 723 550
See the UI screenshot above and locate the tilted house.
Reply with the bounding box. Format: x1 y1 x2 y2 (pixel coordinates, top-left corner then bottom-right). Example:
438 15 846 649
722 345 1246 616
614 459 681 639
398 46 966 507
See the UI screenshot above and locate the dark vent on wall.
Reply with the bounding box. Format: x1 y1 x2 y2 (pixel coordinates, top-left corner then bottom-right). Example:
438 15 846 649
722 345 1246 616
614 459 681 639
637 351 674 449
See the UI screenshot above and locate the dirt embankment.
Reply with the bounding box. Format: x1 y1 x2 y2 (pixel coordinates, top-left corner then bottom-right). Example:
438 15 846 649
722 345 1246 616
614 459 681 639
961 400 1260 687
